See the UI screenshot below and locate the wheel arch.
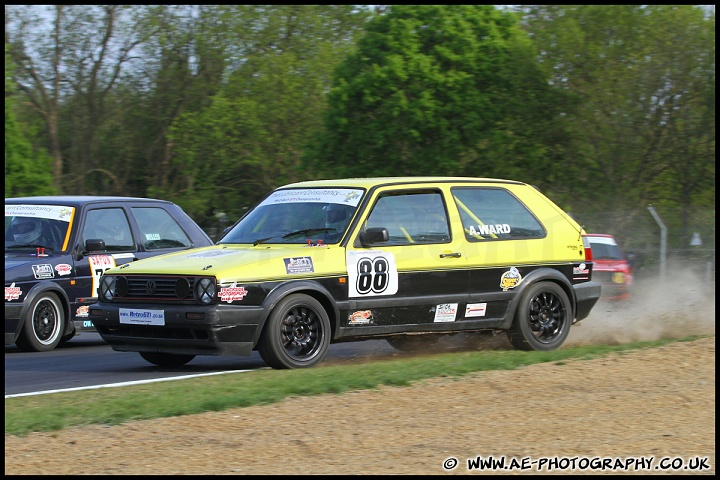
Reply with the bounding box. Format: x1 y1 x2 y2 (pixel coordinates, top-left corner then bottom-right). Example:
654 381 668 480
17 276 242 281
254 280 339 345
18 281 73 337
505 268 576 326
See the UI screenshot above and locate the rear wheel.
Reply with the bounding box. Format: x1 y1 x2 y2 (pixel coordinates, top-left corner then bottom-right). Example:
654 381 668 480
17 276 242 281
15 292 64 352
139 352 195 367
257 294 331 369
506 282 572 351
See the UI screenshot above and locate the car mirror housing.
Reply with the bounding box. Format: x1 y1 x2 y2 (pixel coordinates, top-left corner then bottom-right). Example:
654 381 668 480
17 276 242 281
85 239 107 253
359 227 389 246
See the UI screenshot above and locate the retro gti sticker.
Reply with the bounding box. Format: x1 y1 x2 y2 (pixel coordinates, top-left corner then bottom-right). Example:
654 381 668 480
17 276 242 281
434 303 458 322
347 250 398 297
119 308 165 326
219 283 248 303
500 267 522 291
284 256 314 274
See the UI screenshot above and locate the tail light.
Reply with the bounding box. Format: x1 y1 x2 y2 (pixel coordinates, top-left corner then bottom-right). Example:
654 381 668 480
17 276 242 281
582 235 593 261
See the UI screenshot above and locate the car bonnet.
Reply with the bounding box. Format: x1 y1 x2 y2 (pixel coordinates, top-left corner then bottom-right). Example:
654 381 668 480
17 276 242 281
104 244 348 282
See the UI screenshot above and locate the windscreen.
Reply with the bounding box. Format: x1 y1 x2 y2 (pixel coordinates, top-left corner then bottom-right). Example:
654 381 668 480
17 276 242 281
219 188 364 245
5 204 75 252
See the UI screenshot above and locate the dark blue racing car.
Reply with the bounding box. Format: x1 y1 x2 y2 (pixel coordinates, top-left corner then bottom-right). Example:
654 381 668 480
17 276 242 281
5 196 213 352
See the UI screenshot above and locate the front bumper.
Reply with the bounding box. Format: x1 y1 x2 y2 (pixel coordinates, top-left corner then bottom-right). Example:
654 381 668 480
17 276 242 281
89 302 266 357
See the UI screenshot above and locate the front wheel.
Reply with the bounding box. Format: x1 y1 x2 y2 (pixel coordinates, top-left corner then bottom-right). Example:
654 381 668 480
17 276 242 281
506 282 572 351
139 352 196 367
257 294 331 369
15 292 65 352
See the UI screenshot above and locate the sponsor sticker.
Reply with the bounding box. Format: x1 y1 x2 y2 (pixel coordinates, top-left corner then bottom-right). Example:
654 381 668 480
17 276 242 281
573 263 589 275
218 283 248 303
434 303 458 322
259 188 364 207
284 256 314 274
500 267 522 291
76 305 89 318
119 308 165 326
55 263 72 276
464 303 488 317
5 283 22 301
5 204 73 222
32 264 55 279
348 310 375 325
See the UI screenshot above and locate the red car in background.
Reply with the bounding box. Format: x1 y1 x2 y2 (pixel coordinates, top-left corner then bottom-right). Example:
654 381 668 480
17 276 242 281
583 233 633 300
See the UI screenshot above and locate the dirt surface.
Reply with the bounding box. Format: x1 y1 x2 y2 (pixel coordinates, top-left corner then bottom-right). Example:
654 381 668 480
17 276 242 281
5 275 716 475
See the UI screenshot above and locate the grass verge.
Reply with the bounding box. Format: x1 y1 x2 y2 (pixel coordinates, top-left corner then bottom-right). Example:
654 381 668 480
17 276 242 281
5 336 708 436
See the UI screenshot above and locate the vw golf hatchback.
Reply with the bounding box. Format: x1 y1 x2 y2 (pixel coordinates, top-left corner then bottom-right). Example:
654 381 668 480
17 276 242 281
89 177 601 368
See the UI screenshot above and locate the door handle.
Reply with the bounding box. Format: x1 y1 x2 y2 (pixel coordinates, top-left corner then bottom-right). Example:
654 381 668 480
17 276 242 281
440 252 462 258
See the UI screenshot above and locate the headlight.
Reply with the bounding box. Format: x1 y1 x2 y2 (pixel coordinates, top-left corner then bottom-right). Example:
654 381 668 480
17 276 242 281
611 272 626 284
99 275 116 301
196 277 216 304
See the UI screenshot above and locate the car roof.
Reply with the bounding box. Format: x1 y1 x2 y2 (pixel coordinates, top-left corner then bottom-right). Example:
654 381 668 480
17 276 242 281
279 177 525 189
5 196 174 207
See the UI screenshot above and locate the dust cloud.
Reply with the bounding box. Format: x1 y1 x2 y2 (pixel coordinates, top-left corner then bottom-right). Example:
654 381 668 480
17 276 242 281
567 266 716 347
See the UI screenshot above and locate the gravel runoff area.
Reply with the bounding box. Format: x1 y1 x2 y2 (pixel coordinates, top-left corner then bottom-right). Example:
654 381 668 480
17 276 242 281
5 273 715 475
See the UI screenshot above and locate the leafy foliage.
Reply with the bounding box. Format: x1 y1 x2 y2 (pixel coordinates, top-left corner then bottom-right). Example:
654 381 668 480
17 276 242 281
4 47 55 197
4 5 714 244
302 5 570 181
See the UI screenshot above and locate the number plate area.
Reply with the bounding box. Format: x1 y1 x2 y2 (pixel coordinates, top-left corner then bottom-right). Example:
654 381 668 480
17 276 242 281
119 308 165 326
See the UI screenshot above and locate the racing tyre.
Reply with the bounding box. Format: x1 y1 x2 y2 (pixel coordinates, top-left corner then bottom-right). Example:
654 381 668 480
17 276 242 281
385 335 440 353
257 294 331 369
15 292 64 352
506 281 572 351
139 352 196 367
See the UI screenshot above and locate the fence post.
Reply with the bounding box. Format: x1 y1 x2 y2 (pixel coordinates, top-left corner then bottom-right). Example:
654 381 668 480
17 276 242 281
646 205 667 278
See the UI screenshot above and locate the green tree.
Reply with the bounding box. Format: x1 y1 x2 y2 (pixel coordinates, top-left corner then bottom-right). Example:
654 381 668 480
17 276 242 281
162 5 372 227
516 5 715 235
5 5 154 193
302 5 569 181
4 45 55 197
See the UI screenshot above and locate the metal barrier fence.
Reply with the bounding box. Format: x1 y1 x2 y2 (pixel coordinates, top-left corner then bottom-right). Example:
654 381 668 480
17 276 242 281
571 207 715 284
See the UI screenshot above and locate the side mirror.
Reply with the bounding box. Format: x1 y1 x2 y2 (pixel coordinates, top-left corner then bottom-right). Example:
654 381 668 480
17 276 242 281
359 227 389 246
85 239 107 253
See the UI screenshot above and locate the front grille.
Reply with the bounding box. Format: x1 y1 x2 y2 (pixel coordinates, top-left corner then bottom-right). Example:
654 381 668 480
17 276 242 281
110 275 211 303
125 277 191 298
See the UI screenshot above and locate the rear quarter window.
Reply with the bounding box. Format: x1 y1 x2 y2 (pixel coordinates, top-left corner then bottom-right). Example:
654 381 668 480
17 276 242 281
451 187 545 242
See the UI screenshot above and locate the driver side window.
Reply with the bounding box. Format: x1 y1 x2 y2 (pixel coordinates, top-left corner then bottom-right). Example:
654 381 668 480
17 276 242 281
83 208 135 252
